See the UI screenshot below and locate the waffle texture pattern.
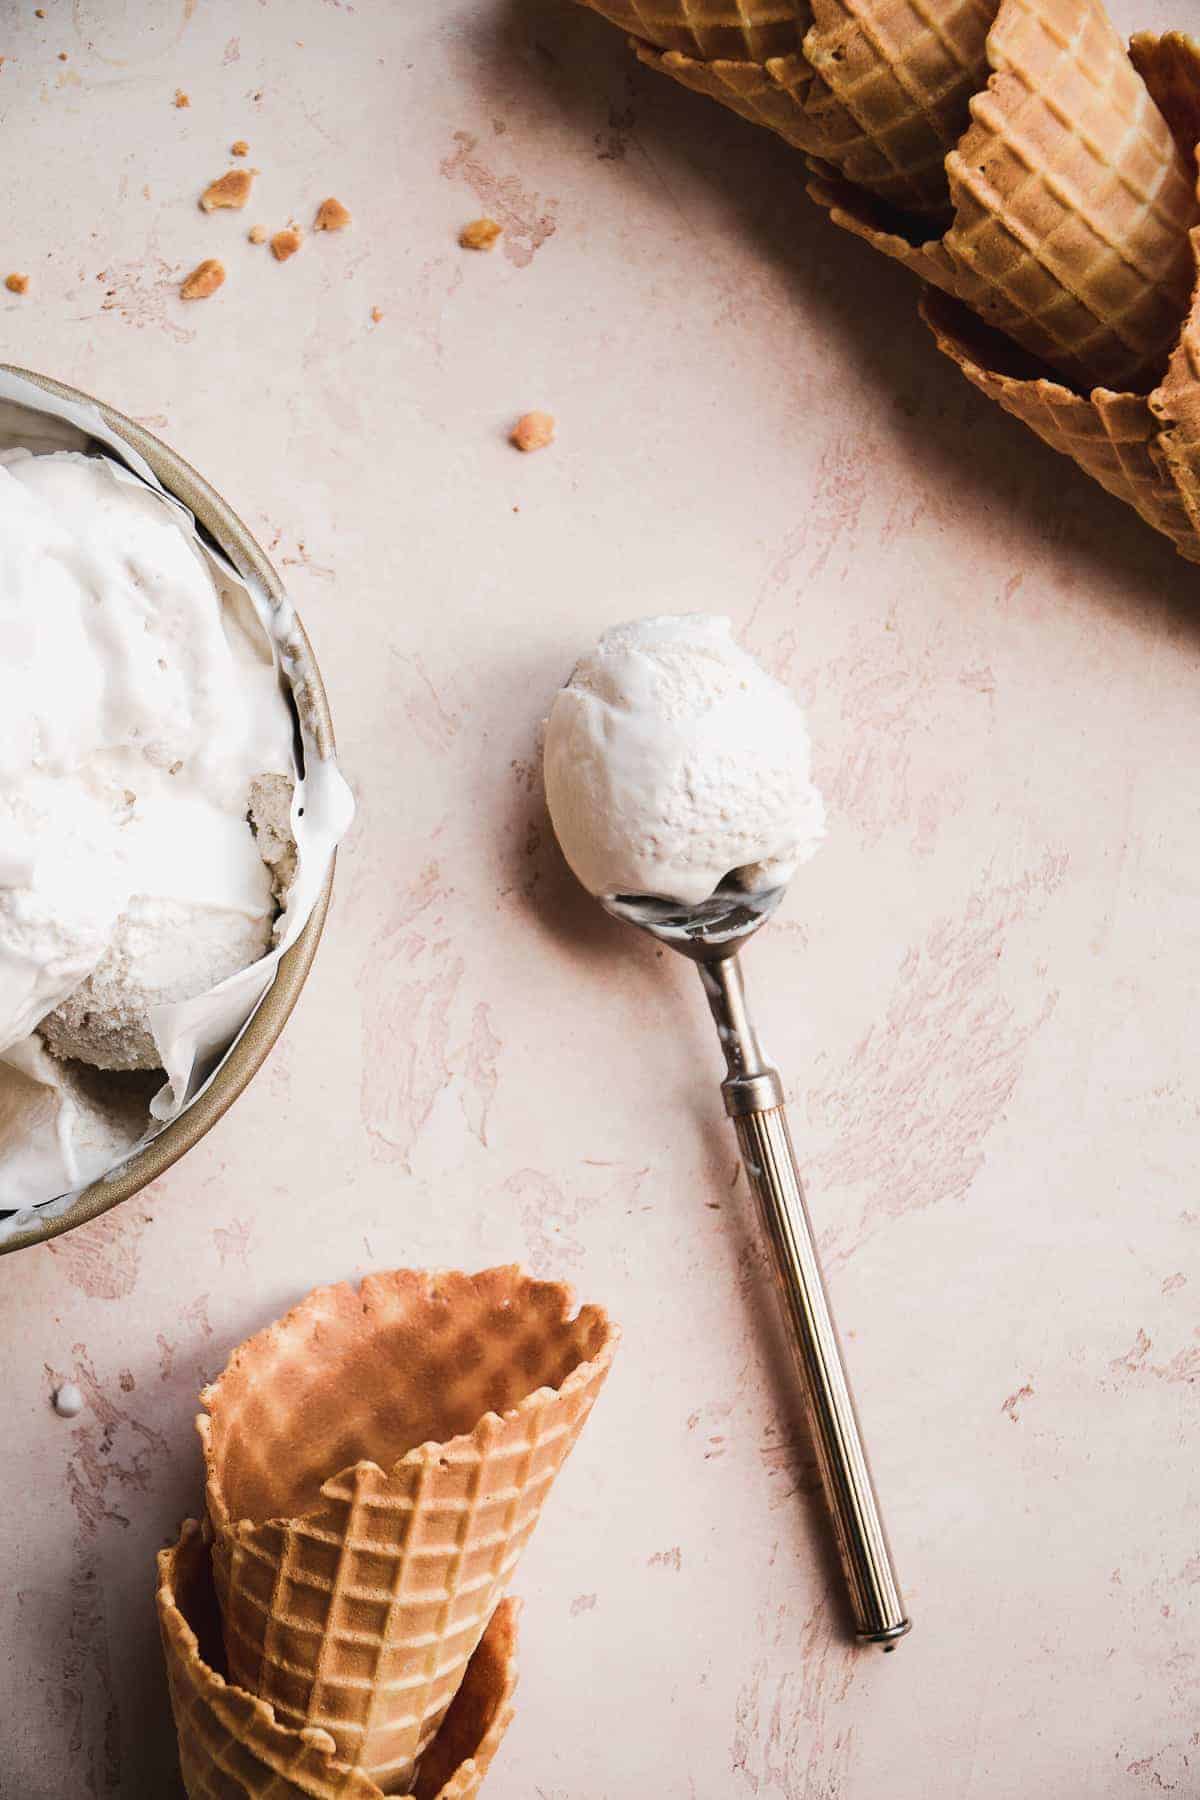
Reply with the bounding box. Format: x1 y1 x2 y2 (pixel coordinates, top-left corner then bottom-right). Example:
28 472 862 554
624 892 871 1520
571 0 1200 560
158 1267 618 1799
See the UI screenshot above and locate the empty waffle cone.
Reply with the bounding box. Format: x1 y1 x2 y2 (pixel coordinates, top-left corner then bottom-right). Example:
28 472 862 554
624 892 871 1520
799 0 995 213
624 0 992 212
922 33 1200 560
576 0 804 60
200 1268 618 1796
806 0 1199 392
921 286 1200 558
158 1519 519 1800
941 0 1200 393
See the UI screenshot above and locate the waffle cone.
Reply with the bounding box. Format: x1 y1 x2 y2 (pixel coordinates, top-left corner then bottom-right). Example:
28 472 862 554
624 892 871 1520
805 0 1200 394
622 0 992 211
573 0 1200 555
576 0 803 60
158 1519 519 1800
623 0 1200 398
922 286 1200 557
199 1268 618 1795
942 0 1199 393
799 0 994 213
921 35 1200 557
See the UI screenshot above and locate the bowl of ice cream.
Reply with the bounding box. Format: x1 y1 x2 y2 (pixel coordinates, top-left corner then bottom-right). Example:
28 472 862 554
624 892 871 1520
0 365 351 1254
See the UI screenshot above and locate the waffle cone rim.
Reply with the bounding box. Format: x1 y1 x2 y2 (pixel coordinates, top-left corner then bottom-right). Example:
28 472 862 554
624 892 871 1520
199 1265 621 1541
918 219 1200 561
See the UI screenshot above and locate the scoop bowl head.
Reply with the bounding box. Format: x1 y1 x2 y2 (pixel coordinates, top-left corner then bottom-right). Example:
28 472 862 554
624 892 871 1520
601 876 786 960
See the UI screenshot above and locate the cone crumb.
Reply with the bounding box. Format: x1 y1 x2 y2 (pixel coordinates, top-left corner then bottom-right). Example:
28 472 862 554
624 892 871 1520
270 226 302 262
180 258 225 300
511 411 555 452
460 217 502 251
248 224 267 244
314 196 351 232
231 139 249 156
174 88 189 107
34 7 45 15
57 50 66 60
370 305 383 323
6 273 29 295
200 169 255 212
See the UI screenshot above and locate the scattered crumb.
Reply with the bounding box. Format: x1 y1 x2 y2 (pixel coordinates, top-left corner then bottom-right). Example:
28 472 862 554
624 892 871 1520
270 226 302 262
6 273 29 295
511 411 555 453
180 257 225 300
370 305 383 323
174 88 189 107
248 223 267 245
231 138 249 156
314 195 351 232
35 7 45 16
200 168 255 212
460 217 502 252
57 50 66 60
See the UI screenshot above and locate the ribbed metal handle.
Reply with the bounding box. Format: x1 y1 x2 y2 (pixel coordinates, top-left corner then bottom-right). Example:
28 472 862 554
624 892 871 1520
700 956 910 1648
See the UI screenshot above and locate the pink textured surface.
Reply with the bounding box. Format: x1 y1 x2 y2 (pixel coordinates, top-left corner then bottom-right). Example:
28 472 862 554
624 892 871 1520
0 1 1198 1796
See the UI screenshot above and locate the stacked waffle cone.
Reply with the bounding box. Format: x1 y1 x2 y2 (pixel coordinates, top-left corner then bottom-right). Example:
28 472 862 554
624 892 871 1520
158 1268 619 1799
571 0 1200 562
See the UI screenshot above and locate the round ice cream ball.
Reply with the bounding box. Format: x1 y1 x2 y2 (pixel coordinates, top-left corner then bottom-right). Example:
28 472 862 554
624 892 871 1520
39 895 274 1071
543 614 825 907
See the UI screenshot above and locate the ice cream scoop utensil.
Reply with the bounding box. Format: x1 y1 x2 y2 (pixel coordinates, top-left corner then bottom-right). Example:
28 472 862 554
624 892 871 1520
604 882 911 1648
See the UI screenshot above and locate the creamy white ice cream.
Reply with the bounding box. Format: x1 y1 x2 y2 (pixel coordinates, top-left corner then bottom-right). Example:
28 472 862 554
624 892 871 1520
0 1032 156 1200
0 447 296 1197
544 614 824 907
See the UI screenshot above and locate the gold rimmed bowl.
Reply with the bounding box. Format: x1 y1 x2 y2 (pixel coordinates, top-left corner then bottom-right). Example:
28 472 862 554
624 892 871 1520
0 366 338 1254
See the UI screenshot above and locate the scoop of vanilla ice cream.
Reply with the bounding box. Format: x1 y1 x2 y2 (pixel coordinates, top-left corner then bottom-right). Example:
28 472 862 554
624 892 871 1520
40 898 274 1071
543 614 824 907
0 448 295 1072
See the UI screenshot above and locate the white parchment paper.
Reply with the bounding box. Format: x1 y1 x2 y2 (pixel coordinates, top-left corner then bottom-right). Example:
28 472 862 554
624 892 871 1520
0 369 355 1236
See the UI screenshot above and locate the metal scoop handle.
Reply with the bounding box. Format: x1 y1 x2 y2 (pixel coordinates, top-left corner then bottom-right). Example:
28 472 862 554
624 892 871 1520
700 954 911 1648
